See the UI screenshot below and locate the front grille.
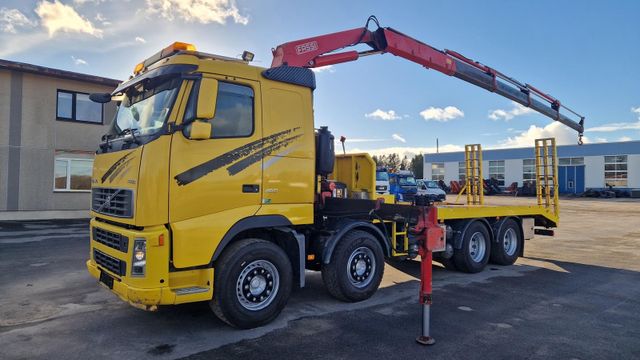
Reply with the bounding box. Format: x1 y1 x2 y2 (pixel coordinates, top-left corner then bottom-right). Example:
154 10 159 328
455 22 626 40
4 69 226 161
93 227 129 253
94 249 126 276
403 194 416 202
92 188 133 218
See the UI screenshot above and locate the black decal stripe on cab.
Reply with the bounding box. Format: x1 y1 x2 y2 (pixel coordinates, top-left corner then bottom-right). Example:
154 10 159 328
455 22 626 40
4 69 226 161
174 128 300 186
108 157 134 183
227 134 304 176
101 152 133 183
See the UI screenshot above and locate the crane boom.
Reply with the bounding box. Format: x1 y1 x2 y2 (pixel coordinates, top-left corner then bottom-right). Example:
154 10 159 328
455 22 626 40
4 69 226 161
271 16 585 141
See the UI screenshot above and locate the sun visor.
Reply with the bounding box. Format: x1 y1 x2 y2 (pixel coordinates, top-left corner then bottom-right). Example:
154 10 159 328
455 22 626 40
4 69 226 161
112 64 198 95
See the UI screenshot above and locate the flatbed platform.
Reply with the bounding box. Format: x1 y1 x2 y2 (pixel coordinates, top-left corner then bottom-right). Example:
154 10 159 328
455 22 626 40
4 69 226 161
435 203 558 226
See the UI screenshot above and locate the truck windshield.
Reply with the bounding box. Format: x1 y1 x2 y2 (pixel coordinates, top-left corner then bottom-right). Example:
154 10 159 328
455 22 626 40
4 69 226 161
399 176 416 186
426 180 439 188
109 77 181 138
376 171 389 181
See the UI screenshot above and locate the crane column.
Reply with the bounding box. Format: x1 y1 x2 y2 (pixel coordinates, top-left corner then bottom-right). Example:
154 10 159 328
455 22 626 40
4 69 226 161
412 202 444 345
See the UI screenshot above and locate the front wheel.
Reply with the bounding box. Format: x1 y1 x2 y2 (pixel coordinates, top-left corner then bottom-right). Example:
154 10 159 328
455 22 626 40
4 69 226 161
210 238 292 329
322 230 384 302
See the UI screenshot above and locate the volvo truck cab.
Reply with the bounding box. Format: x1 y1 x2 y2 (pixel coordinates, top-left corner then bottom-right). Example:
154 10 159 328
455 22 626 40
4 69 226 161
389 170 418 203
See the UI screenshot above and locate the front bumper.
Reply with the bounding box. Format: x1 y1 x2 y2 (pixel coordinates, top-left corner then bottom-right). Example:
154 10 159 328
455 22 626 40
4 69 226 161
87 259 163 310
87 218 213 309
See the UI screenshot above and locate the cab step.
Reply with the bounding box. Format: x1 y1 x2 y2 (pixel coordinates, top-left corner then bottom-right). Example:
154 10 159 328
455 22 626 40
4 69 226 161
175 287 209 295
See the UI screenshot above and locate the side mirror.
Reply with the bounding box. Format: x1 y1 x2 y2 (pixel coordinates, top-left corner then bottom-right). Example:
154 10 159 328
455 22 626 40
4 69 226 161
184 121 212 140
89 93 112 103
196 78 218 119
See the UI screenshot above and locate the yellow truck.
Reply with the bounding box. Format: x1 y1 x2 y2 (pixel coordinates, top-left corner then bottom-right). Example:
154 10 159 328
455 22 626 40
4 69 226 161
86 17 585 329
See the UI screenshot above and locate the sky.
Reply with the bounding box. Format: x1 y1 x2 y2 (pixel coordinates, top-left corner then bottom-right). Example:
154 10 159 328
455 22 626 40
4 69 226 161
1 0 639 157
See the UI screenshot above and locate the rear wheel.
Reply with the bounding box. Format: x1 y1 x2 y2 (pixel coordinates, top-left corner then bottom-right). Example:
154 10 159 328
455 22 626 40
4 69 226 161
438 256 458 271
322 230 384 302
453 222 491 273
210 238 292 329
490 219 522 265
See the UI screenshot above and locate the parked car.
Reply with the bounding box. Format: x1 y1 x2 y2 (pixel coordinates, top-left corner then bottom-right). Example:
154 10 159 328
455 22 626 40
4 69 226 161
417 179 446 202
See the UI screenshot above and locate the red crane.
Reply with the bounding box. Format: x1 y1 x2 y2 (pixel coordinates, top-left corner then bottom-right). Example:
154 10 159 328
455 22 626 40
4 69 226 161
271 16 585 142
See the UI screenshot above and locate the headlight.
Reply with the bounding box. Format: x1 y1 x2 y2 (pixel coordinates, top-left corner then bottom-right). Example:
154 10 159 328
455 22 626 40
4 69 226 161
131 238 146 276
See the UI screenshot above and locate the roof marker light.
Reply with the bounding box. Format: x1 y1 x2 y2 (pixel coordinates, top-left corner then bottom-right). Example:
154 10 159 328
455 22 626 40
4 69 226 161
133 62 144 74
133 41 197 75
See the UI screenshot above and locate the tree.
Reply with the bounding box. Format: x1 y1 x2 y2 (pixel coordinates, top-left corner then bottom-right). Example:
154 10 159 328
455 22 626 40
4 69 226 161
386 153 401 171
400 155 410 170
410 154 424 179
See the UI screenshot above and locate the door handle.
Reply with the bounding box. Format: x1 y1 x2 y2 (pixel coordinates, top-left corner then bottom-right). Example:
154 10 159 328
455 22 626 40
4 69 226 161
242 184 260 193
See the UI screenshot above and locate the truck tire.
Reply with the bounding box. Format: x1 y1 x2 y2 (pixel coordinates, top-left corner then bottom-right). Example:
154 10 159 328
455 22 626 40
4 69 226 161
439 257 458 271
322 230 384 302
210 238 292 329
490 219 522 265
453 221 491 273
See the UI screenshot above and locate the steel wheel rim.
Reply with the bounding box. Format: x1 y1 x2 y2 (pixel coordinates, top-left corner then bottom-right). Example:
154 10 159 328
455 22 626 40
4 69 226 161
347 246 376 288
503 228 518 256
469 232 487 263
236 260 279 311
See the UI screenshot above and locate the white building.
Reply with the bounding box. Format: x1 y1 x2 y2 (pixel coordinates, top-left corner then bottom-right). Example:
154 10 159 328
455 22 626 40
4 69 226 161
424 140 640 193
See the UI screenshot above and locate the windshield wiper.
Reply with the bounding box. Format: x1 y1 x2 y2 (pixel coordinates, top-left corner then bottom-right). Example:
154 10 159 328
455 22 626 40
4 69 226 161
99 133 115 152
119 128 141 145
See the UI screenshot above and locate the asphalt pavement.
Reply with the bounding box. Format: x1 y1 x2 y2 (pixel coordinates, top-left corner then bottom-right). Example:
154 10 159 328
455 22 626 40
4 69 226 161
1 198 639 359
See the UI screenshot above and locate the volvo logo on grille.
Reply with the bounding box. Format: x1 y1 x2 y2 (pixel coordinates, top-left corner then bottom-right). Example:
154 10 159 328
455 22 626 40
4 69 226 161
92 188 133 218
96 189 121 214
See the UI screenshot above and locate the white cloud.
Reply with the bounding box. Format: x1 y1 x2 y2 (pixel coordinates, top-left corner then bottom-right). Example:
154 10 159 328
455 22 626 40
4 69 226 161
365 109 401 121
619 136 632 142
495 122 588 148
336 138 384 143
0 8 37 33
94 12 110 25
35 0 103 38
146 0 249 25
311 65 334 73
488 101 535 121
135 36 146 43
392 134 406 143
419 106 464 122
71 55 87 65
74 0 107 4
586 121 640 132
348 145 464 159
587 106 640 133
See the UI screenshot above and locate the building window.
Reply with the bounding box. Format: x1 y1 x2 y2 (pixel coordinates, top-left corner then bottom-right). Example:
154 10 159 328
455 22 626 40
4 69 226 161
458 161 466 182
559 157 584 165
523 159 536 185
604 155 627 187
488 160 505 186
431 163 445 181
54 152 93 191
57 90 103 124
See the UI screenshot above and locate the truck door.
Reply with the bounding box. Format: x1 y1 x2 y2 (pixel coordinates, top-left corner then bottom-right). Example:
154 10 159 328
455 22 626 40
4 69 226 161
169 77 263 224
